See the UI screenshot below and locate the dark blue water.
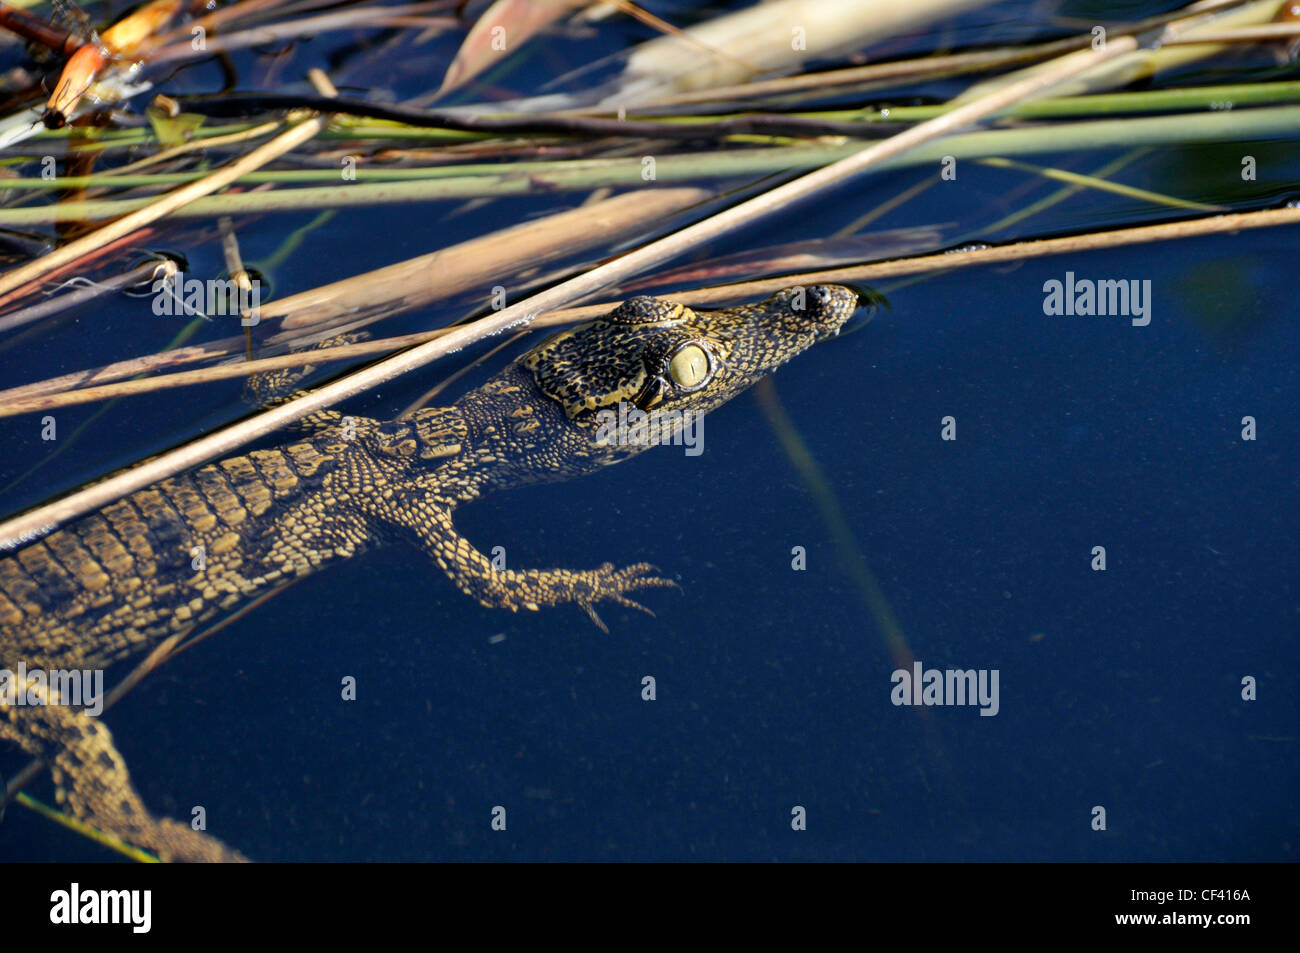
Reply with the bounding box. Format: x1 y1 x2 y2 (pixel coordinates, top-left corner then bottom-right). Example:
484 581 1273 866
7 220 1295 861
1 0 1296 862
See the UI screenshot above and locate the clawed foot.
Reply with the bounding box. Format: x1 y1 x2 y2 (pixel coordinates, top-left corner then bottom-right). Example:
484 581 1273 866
467 559 680 630
574 562 680 633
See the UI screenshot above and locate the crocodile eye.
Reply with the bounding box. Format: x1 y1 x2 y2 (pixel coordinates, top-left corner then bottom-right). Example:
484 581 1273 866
667 344 712 391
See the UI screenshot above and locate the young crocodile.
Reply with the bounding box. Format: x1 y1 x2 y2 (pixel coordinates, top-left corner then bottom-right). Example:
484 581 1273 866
0 284 858 861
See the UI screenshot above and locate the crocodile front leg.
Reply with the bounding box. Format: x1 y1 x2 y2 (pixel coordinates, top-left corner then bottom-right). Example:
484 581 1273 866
388 497 677 632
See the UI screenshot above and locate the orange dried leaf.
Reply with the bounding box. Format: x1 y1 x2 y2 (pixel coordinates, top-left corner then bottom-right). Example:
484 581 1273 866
43 0 182 127
100 0 182 55
44 42 106 127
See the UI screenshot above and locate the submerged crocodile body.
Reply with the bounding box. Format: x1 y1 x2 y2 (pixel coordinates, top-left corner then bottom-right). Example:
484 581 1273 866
0 284 858 861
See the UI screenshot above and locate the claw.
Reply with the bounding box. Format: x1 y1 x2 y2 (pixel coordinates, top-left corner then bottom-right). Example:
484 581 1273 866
581 601 610 634
617 564 681 596
608 592 656 617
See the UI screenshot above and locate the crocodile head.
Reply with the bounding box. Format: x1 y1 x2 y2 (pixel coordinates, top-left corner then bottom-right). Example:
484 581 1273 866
526 283 856 414
433 284 861 493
